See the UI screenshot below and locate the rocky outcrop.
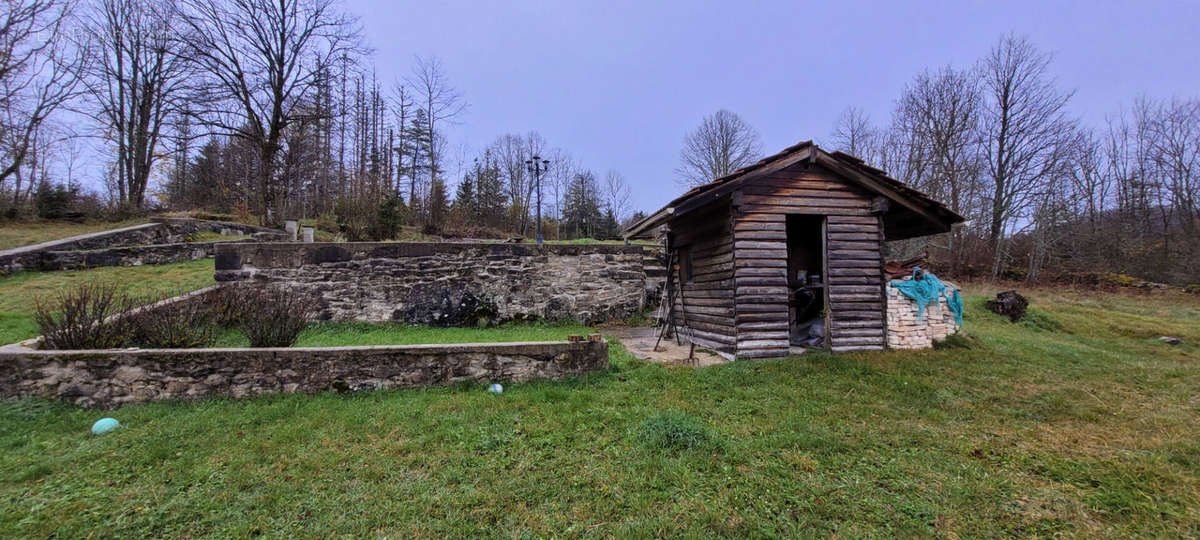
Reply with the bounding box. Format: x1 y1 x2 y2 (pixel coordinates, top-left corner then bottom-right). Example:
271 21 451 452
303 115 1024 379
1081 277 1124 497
215 242 647 325
0 340 609 409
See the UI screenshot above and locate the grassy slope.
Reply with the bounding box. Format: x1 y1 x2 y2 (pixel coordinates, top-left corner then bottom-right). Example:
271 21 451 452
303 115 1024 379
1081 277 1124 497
0 260 216 345
0 218 149 251
0 288 1197 537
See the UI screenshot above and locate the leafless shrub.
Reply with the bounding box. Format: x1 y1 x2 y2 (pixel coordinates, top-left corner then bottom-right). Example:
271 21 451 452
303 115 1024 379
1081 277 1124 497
34 282 138 350
129 294 217 349
235 285 321 347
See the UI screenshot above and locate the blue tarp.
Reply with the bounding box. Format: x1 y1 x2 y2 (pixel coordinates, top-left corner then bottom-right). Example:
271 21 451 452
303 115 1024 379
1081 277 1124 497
889 267 963 325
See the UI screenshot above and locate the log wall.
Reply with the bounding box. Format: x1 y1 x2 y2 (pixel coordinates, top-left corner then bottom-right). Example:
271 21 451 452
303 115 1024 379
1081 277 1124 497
732 163 886 357
667 202 736 354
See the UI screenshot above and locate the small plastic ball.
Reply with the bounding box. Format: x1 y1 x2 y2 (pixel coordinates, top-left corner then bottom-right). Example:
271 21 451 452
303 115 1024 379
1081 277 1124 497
91 418 120 435
487 383 503 395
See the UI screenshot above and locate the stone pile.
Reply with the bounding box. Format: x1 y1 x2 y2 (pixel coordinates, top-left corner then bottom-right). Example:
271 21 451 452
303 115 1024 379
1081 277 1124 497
885 280 961 349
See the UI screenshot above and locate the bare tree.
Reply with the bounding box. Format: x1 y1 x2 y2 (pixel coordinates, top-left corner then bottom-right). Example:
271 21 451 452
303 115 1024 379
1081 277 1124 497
830 106 880 164
676 109 761 187
179 0 361 223
603 170 632 222
405 56 465 186
78 0 191 210
0 0 86 207
978 35 1077 277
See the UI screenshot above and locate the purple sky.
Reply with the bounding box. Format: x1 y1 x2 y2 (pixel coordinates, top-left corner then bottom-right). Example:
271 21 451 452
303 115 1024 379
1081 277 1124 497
346 0 1200 215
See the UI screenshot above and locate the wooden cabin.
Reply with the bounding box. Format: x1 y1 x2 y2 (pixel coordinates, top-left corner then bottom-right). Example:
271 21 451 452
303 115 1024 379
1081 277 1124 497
623 141 964 358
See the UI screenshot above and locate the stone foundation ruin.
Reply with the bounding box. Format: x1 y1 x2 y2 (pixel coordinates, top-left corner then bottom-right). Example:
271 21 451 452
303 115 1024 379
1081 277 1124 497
0 340 609 409
215 242 647 325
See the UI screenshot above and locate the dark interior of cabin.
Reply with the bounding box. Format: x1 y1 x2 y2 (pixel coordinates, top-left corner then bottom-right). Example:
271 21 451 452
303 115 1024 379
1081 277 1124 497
786 214 827 348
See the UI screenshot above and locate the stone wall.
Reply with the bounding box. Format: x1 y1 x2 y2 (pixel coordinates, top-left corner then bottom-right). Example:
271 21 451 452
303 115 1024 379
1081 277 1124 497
33 242 238 271
215 242 646 325
0 218 279 274
0 340 609 409
885 280 961 349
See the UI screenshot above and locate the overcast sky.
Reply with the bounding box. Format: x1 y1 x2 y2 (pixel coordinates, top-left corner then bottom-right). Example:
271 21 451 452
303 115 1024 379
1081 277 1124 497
347 0 1199 215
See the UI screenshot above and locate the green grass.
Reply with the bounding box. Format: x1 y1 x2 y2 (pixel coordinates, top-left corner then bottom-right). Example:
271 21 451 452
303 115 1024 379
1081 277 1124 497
0 287 1198 536
184 231 252 243
213 321 595 348
0 218 148 250
0 260 216 345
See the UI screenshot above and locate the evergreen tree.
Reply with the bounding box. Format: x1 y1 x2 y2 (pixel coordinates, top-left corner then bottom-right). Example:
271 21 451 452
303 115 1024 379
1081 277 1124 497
562 171 602 239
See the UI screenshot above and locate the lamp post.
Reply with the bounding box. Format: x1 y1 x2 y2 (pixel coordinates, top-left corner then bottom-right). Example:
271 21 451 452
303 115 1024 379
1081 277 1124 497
525 155 550 244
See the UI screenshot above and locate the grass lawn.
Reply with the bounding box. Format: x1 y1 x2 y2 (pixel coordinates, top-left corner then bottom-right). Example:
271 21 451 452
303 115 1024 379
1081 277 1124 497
184 231 252 243
0 218 148 251
1 287 1198 536
214 322 596 348
0 260 216 345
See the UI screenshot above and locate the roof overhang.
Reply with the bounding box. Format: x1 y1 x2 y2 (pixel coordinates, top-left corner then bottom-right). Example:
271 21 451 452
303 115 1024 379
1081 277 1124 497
623 140 964 241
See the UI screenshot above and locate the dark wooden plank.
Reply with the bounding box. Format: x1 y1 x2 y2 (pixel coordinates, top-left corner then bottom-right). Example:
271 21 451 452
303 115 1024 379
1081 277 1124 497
735 311 790 322
733 258 787 268
734 276 788 287
736 286 789 296
738 205 872 216
735 267 787 277
734 249 788 259
736 295 790 304
829 301 883 311
827 240 880 251
827 259 881 269
826 224 879 234
828 249 881 259
829 285 884 294
741 195 872 208
734 213 786 223
827 231 880 242
826 215 879 224
828 267 880 276
734 230 788 241
733 240 787 250
737 321 791 331
737 303 790 313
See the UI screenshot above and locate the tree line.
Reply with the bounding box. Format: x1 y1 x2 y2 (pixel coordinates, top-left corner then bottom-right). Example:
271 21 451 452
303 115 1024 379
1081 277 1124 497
676 36 1199 285
829 35 1199 284
0 0 634 241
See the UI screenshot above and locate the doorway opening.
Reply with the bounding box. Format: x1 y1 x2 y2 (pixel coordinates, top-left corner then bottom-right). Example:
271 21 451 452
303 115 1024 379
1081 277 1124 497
786 215 827 349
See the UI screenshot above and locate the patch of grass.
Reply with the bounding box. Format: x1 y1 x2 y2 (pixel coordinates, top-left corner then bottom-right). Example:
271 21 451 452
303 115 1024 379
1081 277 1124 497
0 285 1197 536
183 231 251 243
213 321 596 348
636 411 721 451
0 260 215 344
0 218 148 250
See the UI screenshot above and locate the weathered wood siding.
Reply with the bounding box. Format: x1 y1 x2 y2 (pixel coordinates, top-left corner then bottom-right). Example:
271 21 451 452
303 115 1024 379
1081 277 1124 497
667 202 735 354
732 163 886 357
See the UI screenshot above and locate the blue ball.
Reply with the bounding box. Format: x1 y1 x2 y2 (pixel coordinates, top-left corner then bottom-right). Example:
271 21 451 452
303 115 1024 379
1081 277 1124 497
91 417 120 435
488 383 503 395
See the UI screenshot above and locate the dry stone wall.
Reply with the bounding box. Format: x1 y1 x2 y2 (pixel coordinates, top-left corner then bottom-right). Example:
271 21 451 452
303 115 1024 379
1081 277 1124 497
0 217 279 273
0 340 609 409
885 280 961 349
215 242 647 325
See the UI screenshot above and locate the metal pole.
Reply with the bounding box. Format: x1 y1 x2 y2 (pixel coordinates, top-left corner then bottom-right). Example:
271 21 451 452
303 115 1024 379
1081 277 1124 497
536 161 543 244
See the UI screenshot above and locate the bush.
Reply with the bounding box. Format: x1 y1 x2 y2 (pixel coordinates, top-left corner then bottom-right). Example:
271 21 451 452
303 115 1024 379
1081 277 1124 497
34 181 76 220
235 285 321 347
129 294 217 348
370 195 406 240
636 411 720 451
34 282 137 350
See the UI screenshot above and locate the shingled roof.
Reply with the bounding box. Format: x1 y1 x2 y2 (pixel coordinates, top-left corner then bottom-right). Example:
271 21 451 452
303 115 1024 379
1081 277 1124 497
623 140 965 240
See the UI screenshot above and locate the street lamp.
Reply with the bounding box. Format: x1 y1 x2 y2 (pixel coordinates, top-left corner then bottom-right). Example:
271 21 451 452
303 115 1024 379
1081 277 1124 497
525 156 550 244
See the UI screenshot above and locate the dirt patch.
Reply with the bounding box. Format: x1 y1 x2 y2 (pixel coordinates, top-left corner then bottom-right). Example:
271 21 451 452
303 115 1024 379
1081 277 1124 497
605 326 729 367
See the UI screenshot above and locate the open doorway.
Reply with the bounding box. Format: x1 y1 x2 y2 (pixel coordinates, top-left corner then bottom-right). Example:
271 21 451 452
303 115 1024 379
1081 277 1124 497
786 215 827 349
